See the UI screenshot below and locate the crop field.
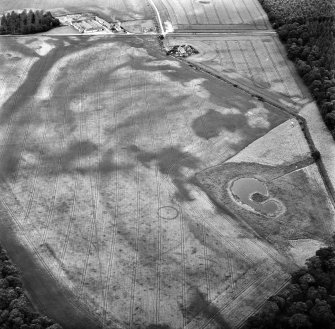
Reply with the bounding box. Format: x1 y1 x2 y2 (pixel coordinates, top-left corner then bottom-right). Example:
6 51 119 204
152 0 270 31
0 0 151 21
226 117 311 166
165 34 310 106
1 0 335 328
0 34 306 329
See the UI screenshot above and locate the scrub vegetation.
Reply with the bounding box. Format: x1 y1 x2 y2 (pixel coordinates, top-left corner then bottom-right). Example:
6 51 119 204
0 245 62 329
259 0 335 137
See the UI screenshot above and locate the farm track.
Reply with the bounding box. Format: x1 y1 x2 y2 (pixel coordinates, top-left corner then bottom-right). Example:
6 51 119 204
100 50 125 328
12 51 71 226
143 72 163 326
77 57 106 305
128 51 142 329
1 58 62 244
57 60 83 285
90 48 111 320
156 71 188 328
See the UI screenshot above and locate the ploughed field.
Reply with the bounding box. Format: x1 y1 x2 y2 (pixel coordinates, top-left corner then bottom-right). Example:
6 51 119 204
0 0 151 21
0 35 303 329
152 0 270 31
165 34 310 106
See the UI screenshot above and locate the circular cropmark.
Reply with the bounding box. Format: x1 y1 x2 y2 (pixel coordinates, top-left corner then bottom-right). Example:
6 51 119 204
158 206 179 220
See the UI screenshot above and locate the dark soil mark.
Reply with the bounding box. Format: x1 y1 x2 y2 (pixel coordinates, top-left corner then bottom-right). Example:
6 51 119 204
129 145 201 201
192 108 268 141
192 109 234 140
181 287 230 328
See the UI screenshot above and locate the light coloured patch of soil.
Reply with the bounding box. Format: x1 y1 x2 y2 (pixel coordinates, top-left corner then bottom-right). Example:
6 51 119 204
288 239 326 267
226 118 310 166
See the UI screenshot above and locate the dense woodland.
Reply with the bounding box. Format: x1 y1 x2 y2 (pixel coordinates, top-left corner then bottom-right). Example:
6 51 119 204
0 245 62 329
0 10 60 34
244 244 335 329
259 0 335 138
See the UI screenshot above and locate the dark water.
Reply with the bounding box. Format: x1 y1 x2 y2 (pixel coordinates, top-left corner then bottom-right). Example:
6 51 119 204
0 199 102 329
231 177 280 216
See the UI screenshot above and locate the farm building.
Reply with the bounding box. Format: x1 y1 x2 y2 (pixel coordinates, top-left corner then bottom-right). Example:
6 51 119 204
95 16 112 29
72 18 104 33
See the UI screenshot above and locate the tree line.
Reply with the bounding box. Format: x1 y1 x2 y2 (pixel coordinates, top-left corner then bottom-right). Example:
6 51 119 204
259 0 335 139
0 245 62 329
244 242 335 329
0 10 60 35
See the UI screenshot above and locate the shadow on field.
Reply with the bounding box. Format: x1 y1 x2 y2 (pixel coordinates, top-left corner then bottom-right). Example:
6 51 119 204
129 145 201 201
41 143 133 176
182 287 230 329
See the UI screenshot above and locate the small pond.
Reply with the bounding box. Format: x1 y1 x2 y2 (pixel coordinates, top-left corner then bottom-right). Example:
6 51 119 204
230 177 281 217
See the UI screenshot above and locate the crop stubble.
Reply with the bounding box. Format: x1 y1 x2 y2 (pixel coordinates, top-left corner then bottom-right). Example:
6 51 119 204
0 35 317 329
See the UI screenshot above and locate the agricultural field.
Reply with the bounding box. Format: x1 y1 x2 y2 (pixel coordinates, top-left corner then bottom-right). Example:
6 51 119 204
0 34 320 329
226 117 311 166
152 0 270 31
0 0 152 21
1 1 335 329
165 34 311 107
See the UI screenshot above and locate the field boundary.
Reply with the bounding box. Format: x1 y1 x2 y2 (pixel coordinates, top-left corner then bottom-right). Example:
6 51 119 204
165 50 335 220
